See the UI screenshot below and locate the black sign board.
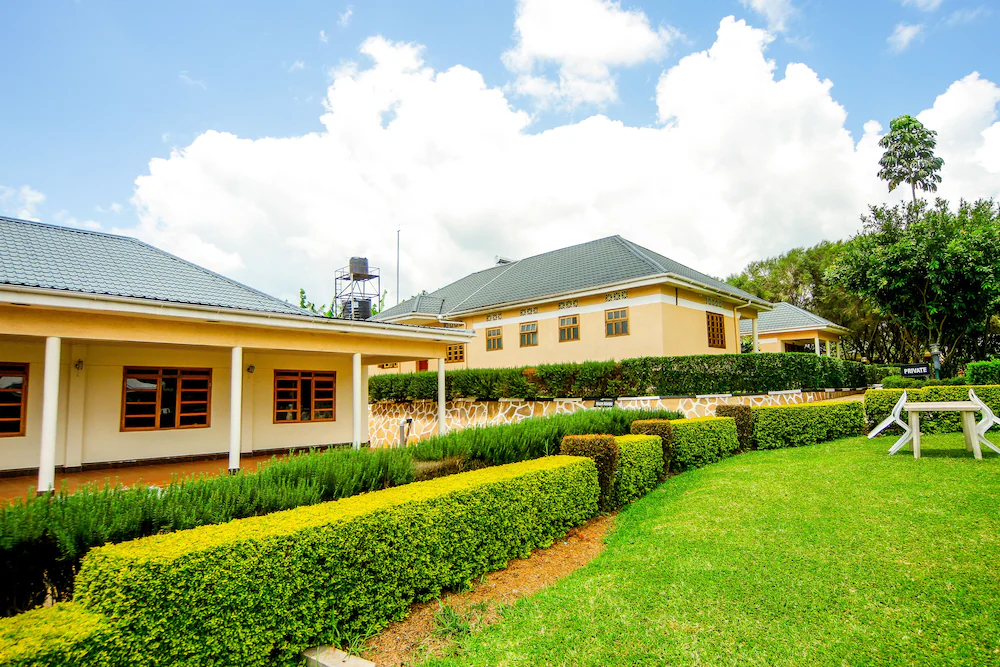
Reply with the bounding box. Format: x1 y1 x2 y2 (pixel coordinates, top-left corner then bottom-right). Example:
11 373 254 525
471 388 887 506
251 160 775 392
593 398 616 408
900 363 931 378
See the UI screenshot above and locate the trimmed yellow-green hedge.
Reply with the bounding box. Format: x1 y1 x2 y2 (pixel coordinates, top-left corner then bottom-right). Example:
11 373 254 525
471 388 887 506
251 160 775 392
610 435 662 508
865 385 1000 434
669 417 739 471
752 401 865 449
628 419 673 477
560 435 619 510
0 602 111 667
74 456 599 667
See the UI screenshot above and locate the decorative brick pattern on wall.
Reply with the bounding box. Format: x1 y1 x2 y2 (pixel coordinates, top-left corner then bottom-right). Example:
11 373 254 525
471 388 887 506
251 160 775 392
368 390 861 447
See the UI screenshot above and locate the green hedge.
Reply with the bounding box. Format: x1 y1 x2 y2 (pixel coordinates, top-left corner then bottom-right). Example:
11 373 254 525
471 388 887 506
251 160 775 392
713 405 754 450
628 420 673 478
409 408 681 465
74 456 598 667
865 386 1000 434
966 361 1000 385
0 446 414 617
561 435 619 511
669 417 739 471
371 353 872 401
610 435 662 508
0 602 111 667
866 364 902 385
752 401 865 449
881 375 969 388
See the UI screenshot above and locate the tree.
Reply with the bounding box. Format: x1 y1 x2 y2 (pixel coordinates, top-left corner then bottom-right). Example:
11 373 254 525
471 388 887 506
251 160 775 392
829 199 1000 365
877 115 944 203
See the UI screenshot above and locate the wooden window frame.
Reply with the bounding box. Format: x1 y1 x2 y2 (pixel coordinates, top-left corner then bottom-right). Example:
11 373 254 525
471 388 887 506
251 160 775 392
121 367 212 432
707 312 727 349
559 315 580 342
520 322 539 347
446 344 465 363
605 308 629 337
0 363 29 438
486 327 503 351
273 370 337 424
377 362 399 369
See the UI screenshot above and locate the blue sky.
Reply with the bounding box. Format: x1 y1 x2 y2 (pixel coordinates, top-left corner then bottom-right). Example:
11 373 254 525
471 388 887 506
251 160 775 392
2 0 999 302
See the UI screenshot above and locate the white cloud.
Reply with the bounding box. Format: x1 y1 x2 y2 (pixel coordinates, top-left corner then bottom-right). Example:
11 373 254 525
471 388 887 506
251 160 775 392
901 0 943 11
739 0 796 32
502 0 678 108
126 17 1000 309
945 6 987 26
53 210 103 231
338 6 353 27
96 202 124 214
289 60 306 72
178 71 206 90
319 29 328 43
888 23 923 52
0 185 46 221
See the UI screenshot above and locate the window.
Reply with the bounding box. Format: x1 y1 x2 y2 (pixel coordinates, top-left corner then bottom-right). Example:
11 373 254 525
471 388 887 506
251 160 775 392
122 367 211 431
605 308 629 337
417 360 429 372
377 362 399 369
274 370 336 423
486 327 503 351
446 344 465 363
559 315 580 342
520 322 538 347
707 312 726 349
0 363 28 437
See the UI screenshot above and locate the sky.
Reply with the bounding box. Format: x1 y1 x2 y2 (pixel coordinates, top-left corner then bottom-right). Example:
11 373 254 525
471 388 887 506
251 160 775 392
2 0 1000 308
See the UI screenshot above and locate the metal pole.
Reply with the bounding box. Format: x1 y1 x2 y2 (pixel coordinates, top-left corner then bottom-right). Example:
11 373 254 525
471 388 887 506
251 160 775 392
396 227 400 305
930 342 941 380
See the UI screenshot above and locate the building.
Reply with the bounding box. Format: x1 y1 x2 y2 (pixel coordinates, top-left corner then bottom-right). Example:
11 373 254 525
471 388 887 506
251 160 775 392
738 302 848 356
0 217 471 488
374 236 771 374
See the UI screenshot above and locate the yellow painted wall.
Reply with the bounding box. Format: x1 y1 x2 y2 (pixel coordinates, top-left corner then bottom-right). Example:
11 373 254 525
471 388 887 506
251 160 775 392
0 338 369 472
757 330 842 354
373 285 749 372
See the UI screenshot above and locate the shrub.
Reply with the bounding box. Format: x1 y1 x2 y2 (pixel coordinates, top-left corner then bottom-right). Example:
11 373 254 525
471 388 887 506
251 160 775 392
75 457 598 667
965 361 1000 385
865 364 902 385
629 420 674 477
752 401 865 449
610 435 662 508
408 408 681 466
0 446 415 617
713 405 754 451
561 435 619 510
0 602 112 667
669 417 739 471
881 375 969 388
369 353 873 402
865 385 1000 434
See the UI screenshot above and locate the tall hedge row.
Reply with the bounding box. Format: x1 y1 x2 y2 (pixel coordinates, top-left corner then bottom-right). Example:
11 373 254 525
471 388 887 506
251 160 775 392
72 457 598 667
966 361 1000 385
371 353 872 402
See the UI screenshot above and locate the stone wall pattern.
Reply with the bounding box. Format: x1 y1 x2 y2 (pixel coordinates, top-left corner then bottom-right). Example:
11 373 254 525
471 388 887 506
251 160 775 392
368 390 862 447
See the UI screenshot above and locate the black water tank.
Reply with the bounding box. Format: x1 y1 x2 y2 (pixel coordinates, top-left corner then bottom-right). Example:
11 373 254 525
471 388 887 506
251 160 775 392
355 298 372 320
349 257 369 278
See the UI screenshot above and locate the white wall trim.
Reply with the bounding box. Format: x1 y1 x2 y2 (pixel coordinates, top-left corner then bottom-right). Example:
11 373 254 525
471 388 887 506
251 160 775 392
469 292 732 330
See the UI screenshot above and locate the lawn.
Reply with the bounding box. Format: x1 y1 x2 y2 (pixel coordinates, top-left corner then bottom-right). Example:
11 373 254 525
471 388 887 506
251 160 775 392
424 434 1000 666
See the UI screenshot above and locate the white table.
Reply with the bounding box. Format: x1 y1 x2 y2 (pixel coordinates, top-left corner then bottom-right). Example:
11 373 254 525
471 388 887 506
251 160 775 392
903 401 985 459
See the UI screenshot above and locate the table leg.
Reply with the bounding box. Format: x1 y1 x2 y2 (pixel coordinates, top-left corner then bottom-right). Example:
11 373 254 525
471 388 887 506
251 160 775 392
962 411 983 460
909 412 921 459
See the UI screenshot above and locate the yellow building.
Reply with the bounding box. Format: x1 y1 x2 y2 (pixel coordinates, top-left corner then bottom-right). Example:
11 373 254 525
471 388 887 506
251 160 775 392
738 302 848 356
0 217 472 488
374 236 771 373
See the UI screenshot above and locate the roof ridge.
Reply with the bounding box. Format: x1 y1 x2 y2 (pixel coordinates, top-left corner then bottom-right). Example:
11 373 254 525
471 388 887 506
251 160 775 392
613 236 666 273
0 215 148 244
782 301 828 325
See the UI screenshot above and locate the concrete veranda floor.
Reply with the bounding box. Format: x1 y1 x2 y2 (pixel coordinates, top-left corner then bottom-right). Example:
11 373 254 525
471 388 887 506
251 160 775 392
0 453 280 502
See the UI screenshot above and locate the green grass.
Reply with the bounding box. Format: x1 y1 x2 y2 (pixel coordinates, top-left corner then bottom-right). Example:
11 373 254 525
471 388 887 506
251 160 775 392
423 434 1000 666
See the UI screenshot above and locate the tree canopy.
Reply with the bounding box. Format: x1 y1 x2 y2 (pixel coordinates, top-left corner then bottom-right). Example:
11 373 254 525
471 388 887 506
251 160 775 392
877 115 944 202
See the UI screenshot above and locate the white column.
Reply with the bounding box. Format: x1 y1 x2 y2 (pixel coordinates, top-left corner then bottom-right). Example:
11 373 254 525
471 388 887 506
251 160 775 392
229 346 243 472
814 335 821 357
751 318 760 353
437 358 447 436
37 337 61 493
352 352 362 449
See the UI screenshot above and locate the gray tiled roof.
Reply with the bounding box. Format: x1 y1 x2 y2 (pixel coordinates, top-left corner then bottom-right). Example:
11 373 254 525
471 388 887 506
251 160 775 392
0 216 313 317
739 301 846 334
378 235 767 320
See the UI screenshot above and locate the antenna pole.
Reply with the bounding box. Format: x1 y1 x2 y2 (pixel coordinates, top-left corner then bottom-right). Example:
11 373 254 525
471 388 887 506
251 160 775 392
396 227 400 305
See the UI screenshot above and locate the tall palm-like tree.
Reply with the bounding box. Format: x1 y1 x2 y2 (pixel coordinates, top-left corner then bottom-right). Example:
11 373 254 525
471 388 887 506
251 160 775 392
877 115 944 203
